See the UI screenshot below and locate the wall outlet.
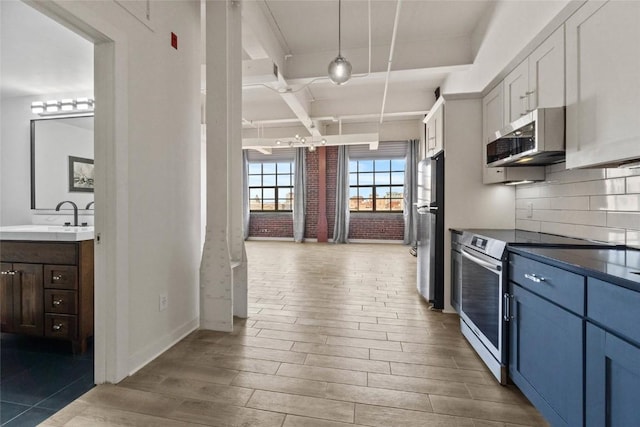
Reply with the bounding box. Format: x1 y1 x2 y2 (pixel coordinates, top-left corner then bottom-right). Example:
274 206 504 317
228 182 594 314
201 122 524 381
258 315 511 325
159 293 168 311
526 202 533 219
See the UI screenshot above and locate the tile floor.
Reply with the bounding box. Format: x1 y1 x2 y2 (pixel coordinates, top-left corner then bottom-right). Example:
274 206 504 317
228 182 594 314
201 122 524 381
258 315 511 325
1 334 94 426
40 241 548 426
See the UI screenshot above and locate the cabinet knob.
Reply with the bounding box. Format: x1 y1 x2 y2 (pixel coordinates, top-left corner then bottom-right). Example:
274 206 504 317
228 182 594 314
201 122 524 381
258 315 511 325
52 299 63 306
52 275 63 281
52 323 63 331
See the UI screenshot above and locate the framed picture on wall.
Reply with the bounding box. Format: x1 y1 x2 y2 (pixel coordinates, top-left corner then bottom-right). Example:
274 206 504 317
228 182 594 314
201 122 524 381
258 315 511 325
68 156 94 192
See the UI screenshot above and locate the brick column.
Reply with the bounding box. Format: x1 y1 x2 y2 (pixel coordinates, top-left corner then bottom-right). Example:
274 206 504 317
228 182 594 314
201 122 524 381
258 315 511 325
316 146 328 242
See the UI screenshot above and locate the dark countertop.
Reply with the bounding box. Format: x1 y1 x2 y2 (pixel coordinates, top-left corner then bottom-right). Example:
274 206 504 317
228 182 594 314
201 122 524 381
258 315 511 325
450 228 613 247
509 246 640 293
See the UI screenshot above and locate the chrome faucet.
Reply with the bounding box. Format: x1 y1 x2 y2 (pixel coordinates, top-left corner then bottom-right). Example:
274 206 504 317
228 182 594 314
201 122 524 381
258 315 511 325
55 201 79 227
85 201 94 210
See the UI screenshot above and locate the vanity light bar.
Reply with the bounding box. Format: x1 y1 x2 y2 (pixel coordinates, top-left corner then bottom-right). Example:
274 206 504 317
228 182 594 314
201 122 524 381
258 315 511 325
31 97 94 115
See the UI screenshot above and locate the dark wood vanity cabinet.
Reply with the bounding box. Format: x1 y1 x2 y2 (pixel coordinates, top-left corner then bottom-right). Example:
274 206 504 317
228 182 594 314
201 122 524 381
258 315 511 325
0 240 94 353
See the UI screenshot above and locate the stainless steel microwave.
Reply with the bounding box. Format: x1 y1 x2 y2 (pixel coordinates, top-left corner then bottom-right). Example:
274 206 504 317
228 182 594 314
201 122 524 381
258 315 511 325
486 107 565 167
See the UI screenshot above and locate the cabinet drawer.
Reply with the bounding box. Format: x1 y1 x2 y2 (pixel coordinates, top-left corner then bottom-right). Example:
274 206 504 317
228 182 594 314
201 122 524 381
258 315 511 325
588 278 640 346
0 241 77 264
45 314 77 340
44 265 77 289
509 253 585 314
44 290 77 315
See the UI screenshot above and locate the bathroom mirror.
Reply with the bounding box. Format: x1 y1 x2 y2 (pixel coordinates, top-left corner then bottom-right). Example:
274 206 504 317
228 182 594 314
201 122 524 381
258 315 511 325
31 115 94 210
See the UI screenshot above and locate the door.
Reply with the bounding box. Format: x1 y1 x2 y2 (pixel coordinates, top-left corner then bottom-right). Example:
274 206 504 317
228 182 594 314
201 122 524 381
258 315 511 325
483 83 507 184
586 323 640 427
509 283 583 427
450 243 461 313
528 26 565 111
13 263 44 336
417 211 435 301
503 60 529 123
1 262 15 332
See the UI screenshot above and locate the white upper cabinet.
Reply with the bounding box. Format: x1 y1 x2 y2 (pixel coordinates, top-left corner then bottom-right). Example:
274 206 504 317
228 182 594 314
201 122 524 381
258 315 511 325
565 0 640 168
528 26 565 111
424 97 444 158
483 82 545 184
504 26 565 124
503 60 530 123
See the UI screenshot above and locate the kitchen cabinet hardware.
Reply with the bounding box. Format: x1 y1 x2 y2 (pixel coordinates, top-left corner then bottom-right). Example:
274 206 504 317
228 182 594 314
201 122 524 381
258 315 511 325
524 273 545 283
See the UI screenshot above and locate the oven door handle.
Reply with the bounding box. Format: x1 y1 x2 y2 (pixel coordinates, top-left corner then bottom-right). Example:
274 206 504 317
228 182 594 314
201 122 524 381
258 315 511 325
460 248 502 274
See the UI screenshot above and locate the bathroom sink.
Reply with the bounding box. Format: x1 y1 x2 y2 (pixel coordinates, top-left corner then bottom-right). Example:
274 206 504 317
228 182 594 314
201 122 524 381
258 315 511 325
0 225 94 242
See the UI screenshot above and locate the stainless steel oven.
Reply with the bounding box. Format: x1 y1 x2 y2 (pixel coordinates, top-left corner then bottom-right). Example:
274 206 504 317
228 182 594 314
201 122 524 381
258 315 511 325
459 232 508 384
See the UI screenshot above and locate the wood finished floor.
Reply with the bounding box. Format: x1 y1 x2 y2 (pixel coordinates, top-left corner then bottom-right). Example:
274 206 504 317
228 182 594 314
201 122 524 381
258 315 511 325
41 242 548 427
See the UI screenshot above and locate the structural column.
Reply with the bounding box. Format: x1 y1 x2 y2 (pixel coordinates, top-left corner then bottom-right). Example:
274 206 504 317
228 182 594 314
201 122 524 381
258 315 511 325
316 147 328 242
200 0 246 331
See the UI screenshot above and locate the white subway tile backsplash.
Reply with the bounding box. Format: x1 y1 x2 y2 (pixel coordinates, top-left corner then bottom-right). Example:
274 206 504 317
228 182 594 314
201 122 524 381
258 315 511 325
590 195 640 211
607 212 640 230
626 176 640 194
515 163 639 246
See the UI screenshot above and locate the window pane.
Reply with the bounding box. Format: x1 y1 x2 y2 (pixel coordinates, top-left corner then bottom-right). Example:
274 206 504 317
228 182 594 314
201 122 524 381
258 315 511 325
359 173 374 185
376 198 391 211
248 175 262 186
391 159 405 171
262 163 276 174
349 160 358 172
376 186 391 198
359 187 373 200
359 160 373 172
277 174 292 186
390 198 404 211
349 173 358 185
250 189 262 210
248 163 262 174
263 174 276 186
375 172 390 185
390 186 404 197
277 162 291 173
262 200 276 211
359 197 373 211
263 188 275 199
374 159 391 171
349 187 359 210
391 172 404 185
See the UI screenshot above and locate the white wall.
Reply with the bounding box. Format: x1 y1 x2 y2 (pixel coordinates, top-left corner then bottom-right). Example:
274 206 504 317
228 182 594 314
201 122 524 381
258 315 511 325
33 0 202 377
516 163 640 248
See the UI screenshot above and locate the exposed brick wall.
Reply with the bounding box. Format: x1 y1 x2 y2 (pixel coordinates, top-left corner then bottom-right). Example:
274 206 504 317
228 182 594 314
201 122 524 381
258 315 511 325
249 213 293 238
349 213 405 240
247 146 404 241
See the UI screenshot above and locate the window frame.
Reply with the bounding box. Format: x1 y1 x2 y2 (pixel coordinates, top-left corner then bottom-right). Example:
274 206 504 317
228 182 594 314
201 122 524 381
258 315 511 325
248 161 294 212
348 158 405 213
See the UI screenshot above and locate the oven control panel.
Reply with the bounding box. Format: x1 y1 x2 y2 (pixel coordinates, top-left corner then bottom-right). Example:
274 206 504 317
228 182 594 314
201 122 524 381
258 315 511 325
471 236 488 251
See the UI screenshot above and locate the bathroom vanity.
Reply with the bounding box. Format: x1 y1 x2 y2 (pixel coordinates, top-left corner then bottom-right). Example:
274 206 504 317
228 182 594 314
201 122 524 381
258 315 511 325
0 226 94 353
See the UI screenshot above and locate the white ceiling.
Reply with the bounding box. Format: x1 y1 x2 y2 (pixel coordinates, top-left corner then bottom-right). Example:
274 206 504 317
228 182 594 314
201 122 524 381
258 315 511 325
0 0 494 139
0 0 93 99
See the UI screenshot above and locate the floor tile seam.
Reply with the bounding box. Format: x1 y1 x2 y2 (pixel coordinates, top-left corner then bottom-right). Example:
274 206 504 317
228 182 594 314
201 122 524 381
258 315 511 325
33 374 95 410
0 403 32 426
246 390 357 422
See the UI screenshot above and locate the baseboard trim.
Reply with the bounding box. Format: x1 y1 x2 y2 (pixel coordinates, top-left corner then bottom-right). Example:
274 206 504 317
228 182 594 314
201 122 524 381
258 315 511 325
348 239 404 244
127 317 199 377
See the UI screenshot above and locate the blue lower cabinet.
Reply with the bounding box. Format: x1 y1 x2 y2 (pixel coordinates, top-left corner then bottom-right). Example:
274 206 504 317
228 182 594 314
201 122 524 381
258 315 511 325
586 323 640 427
509 283 584 427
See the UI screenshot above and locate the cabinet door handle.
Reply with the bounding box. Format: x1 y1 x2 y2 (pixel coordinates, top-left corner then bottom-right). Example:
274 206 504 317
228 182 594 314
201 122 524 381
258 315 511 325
52 323 64 331
52 274 63 281
1 270 16 276
519 95 528 100
525 90 535 95
524 273 545 283
52 299 63 306
503 293 511 321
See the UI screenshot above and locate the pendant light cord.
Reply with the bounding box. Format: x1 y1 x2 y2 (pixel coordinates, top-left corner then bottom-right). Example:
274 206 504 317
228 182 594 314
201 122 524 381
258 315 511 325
338 0 342 56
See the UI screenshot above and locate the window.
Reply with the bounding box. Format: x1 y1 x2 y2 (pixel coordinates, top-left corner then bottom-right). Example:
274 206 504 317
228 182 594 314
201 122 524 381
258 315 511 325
248 162 294 211
349 159 405 212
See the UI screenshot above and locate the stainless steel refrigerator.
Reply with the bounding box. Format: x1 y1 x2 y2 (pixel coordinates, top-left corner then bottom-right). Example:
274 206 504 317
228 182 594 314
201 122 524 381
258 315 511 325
416 150 444 309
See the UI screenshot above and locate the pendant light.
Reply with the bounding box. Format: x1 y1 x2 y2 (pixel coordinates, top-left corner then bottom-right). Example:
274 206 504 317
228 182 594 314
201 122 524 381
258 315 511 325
328 0 352 85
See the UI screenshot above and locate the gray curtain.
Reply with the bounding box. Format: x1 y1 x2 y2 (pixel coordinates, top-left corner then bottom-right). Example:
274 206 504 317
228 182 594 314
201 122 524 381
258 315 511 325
403 139 419 246
242 150 250 240
293 148 306 242
333 145 350 243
